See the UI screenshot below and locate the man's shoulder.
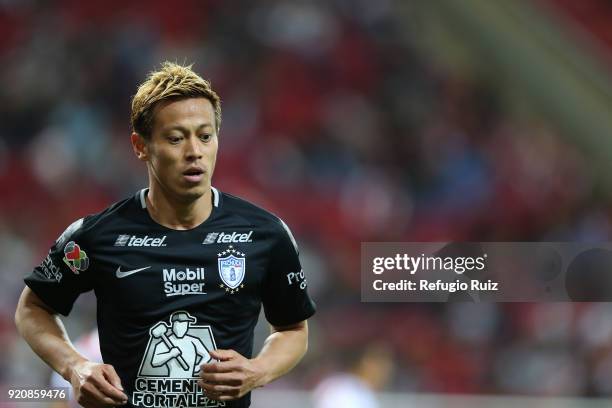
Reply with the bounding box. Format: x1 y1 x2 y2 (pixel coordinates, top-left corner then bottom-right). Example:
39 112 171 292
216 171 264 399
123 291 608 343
59 192 143 243
85 194 141 229
219 191 286 231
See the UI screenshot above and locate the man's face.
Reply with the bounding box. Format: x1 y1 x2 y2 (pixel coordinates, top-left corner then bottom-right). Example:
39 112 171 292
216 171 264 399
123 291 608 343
137 97 218 202
172 320 189 338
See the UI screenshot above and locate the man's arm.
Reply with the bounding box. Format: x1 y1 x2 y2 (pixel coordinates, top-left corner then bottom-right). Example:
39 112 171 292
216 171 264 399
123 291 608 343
252 320 309 384
198 320 308 401
15 287 128 407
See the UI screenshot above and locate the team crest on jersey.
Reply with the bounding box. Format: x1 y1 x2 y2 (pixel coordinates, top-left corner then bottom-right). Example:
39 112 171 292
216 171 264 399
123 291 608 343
217 246 245 294
63 241 89 274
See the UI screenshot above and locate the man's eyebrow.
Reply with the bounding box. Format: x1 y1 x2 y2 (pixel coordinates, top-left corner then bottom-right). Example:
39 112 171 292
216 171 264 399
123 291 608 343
163 124 214 132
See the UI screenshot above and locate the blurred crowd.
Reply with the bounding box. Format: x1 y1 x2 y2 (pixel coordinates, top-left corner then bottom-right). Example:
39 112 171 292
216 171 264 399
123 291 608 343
546 0 612 61
2 0 612 400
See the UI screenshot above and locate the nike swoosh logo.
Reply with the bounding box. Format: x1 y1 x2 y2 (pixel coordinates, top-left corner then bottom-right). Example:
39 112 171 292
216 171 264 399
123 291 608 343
116 266 151 279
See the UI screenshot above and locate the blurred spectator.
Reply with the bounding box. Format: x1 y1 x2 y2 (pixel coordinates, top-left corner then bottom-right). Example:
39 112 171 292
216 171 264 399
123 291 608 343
313 344 393 408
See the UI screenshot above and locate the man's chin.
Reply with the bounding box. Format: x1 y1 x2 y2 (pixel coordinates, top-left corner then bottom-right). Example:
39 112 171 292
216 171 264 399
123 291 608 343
178 185 208 201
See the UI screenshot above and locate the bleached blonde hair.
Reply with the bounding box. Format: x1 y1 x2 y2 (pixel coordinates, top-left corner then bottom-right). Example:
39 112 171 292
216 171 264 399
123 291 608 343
131 62 221 138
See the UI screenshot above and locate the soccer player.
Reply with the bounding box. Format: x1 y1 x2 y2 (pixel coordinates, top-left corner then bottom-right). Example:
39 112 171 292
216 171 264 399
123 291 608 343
15 62 316 408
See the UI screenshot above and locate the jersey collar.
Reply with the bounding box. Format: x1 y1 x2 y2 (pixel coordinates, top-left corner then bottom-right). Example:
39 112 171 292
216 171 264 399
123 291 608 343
136 187 221 209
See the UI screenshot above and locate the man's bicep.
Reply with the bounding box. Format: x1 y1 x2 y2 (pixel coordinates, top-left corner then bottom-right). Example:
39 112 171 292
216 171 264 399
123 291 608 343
270 320 308 334
24 263 85 316
15 287 65 342
17 286 57 314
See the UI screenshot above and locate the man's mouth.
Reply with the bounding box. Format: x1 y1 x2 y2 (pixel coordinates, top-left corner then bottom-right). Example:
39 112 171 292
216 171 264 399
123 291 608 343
183 167 205 183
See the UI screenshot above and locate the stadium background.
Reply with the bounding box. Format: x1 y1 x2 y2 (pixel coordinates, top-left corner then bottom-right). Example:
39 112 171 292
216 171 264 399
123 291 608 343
2 0 612 406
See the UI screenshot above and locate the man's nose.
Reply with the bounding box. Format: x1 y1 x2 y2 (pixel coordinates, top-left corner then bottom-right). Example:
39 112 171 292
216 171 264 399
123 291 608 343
184 136 203 159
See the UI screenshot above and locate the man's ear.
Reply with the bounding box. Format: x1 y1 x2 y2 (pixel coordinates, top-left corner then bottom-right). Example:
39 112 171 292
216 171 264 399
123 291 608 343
131 132 149 161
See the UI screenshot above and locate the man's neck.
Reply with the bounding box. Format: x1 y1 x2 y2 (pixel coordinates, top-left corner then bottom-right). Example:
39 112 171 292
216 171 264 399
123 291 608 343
145 185 213 230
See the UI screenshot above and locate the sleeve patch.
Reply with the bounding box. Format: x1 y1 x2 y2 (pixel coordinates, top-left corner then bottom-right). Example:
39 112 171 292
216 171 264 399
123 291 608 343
62 241 90 274
40 253 63 282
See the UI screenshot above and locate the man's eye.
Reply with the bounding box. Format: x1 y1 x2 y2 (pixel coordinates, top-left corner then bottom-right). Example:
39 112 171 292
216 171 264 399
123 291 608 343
199 134 212 142
168 136 182 143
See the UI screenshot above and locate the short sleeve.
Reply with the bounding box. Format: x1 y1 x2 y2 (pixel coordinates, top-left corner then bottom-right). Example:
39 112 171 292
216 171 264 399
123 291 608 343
262 219 316 326
24 218 94 316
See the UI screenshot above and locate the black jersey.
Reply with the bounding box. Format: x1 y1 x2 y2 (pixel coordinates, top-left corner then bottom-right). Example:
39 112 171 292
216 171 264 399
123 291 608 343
25 187 316 408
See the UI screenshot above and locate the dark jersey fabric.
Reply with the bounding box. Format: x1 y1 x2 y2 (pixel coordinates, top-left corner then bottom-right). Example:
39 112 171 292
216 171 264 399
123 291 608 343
25 188 316 408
